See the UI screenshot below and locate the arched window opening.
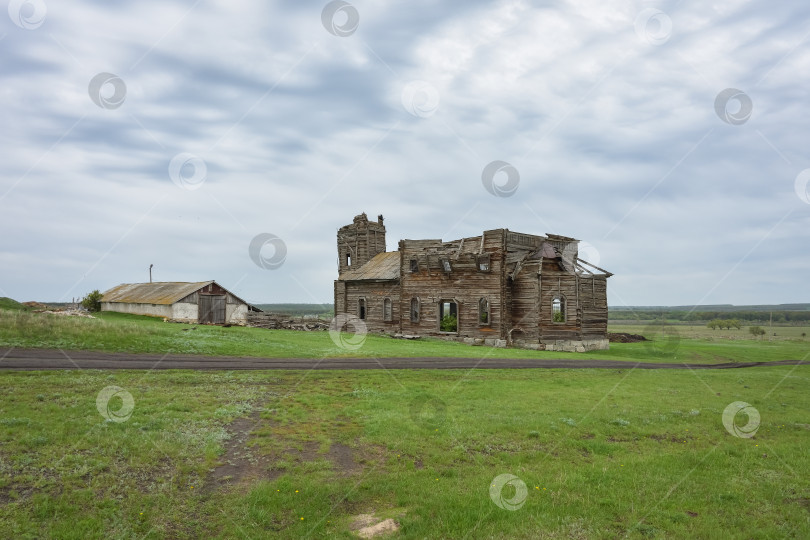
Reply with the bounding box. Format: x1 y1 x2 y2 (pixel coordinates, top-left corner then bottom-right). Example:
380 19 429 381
479 298 490 326
410 298 420 323
552 296 565 323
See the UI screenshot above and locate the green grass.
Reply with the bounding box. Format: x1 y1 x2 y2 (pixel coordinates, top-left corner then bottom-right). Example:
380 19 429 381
1 310 808 365
1 366 809 538
0 298 28 311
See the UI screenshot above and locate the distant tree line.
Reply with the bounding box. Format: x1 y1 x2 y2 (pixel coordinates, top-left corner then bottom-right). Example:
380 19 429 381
609 310 810 323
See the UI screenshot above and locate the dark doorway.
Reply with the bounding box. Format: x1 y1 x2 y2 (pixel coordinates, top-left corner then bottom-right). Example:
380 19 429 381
199 295 226 324
358 298 366 320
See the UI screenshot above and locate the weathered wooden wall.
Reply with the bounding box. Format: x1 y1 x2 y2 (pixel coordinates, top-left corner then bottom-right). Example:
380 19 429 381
579 276 608 337
342 281 400 333
334 281 346 314
398 230 505 339
509 260 540 341
538 259 582 341
332 216 610 347
337 214 386 275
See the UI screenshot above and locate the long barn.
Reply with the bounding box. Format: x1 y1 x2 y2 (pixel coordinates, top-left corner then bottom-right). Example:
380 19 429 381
101 281 259 325
334 213 612 351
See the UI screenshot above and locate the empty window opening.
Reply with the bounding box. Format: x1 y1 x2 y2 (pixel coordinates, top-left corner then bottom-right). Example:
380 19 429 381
383 297 392 322
440 258 452 273
410 258 419 273
410 297 420 323
478 254 491 272
552 296 565 323
439 300 458 333
358 298 366 320
346 253 352 267
479 298 490 325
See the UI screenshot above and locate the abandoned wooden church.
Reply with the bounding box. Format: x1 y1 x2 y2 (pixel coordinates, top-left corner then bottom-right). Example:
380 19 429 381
333 213 612 352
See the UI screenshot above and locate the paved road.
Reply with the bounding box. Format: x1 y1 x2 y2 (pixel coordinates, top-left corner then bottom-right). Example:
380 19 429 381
0 348 806 371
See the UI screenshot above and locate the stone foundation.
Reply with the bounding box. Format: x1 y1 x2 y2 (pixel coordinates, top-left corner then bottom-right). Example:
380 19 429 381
514 338 610 352
431 335 609 352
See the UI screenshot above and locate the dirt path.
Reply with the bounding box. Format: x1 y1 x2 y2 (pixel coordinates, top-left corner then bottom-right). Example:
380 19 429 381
0 348 806 370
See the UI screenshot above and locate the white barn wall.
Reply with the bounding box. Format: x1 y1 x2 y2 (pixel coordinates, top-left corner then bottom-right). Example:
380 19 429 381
101 302 172 318
226 303 248 324
171 302 199 323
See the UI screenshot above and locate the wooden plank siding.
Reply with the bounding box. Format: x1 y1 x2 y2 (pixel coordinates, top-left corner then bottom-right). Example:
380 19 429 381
579 276 608 338
398 230 506 339
341 281 400 334
332 214 611 349
538 258 582 341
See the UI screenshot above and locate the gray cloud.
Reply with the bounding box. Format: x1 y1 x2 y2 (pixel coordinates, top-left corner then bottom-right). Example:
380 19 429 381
1 0 809 306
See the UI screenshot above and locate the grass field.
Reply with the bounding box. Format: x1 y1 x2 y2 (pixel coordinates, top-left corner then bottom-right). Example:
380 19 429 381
1 310 808 365
1 366 809 538
1 309 809 538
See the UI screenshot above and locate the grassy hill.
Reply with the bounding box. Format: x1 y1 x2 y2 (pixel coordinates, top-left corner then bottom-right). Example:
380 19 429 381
0 297 28 311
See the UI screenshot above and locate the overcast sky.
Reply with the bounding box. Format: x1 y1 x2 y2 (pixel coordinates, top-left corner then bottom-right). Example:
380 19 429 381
1 0 809 306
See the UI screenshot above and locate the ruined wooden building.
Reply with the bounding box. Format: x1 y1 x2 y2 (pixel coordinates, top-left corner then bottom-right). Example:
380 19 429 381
334 213 612 351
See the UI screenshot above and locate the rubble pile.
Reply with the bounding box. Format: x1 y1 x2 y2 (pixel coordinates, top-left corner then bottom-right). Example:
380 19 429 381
247 313 329 331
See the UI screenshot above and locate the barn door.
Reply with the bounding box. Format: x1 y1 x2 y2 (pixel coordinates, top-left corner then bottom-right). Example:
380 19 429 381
199 295 226 324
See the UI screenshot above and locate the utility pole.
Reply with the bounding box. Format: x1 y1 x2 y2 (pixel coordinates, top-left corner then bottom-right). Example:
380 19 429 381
149 264 153 283
769 311 773 341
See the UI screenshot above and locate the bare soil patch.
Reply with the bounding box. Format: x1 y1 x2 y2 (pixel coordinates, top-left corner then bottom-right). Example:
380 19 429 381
204 413 366 493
